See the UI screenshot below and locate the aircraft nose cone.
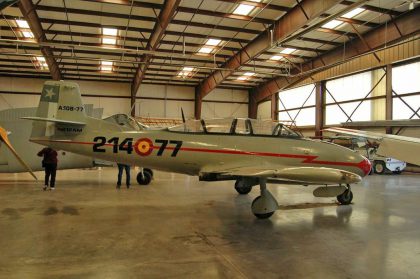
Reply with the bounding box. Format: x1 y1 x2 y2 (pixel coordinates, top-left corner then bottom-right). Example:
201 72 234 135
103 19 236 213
357 155 371 176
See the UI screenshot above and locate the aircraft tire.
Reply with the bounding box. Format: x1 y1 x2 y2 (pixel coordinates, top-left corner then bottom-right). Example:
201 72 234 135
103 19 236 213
144 168 154 177
137 171 152 185
373 161 385 174
234 180 252 195
251 196 275 219
337 189 353 205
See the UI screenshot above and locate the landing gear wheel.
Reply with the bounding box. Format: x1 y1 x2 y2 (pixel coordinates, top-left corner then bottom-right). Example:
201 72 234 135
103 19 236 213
143 168 153 178
251 196 274 219
137 171 152 185
373 161 385 174
234 180 252 195
337 187 353 205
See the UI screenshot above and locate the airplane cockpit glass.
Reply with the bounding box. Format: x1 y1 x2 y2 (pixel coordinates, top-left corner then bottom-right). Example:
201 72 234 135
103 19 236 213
168 120 204 133
168 118 300 138
103 114 148 131
249 119 277 136
234 118 252 135
203 118 234 134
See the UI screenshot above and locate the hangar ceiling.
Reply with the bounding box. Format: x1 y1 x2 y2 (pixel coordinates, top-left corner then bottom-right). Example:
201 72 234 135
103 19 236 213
0 0 418 94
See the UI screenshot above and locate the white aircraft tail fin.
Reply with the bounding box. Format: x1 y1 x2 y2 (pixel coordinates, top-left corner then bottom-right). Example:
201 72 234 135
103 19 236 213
25 81 87 138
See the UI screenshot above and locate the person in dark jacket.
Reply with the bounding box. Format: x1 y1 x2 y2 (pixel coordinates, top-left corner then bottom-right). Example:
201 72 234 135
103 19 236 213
117 163 131 189
37 147 58 191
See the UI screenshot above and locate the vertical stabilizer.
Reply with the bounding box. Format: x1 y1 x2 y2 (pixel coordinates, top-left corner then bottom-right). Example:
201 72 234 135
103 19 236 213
26 81 87 138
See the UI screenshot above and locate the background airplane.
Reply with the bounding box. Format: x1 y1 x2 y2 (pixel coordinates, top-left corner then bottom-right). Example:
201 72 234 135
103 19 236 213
24 81 371 218
325 127 420 166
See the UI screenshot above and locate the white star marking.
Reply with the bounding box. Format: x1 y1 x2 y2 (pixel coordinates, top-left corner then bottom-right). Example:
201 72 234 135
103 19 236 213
44 88 55 99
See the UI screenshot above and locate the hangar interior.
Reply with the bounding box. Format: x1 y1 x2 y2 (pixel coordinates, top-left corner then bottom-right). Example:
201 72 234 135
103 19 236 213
0 0 420 278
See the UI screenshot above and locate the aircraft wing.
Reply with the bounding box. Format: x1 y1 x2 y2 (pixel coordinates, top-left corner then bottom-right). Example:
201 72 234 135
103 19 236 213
200 165 361 184
325 127 420 166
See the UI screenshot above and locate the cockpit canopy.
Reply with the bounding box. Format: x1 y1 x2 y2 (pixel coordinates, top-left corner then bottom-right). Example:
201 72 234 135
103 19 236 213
168 118 301 138
103 114 149 131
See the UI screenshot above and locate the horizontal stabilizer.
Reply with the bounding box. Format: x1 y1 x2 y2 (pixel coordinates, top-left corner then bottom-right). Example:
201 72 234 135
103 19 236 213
22 116 86 126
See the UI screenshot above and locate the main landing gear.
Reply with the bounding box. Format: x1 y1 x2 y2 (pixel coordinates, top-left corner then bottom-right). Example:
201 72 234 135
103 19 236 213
234 179 252 195
137 168 153 185
251 178 279 219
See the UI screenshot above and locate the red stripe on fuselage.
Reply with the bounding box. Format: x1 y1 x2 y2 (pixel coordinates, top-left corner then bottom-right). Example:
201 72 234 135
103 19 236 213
33 139 364 170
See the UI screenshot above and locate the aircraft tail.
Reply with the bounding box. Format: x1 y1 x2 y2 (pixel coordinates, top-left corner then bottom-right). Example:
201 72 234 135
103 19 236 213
23 81 87 138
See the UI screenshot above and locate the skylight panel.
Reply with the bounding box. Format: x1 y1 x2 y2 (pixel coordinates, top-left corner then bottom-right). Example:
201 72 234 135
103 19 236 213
233 0 261 15
15 19 29 28
177 67 195 78
102 28 118 36
22 31 34 38
206 38 221 46
183 67 194 72
322 19 342 29
102 37 117 45
35 56 48 70
280 48 296 54
198 47 213 54
269 55 283 61
101 61 113 72
342 8 365 19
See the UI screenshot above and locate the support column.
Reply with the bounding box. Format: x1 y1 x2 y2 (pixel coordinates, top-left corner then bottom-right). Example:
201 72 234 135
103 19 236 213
130 84 137 117
385 64 393 134
271 92 278 121
315 81 325 138
248 89 258 119
194 87 202 119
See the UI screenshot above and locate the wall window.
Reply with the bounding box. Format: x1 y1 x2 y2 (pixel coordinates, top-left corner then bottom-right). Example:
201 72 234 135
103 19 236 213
325 71 373 125
278 84 315 126
392 61 420 120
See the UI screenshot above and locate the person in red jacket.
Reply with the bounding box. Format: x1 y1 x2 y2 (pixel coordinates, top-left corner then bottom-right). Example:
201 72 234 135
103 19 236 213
37 147 58 191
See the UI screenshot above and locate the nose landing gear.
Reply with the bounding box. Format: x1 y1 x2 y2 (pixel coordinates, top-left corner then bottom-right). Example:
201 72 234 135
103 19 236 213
137 168 153 185
336 184 353 205
251 178 279 219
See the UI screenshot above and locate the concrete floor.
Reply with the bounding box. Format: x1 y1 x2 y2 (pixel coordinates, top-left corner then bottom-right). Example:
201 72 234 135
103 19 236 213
0 168 419 279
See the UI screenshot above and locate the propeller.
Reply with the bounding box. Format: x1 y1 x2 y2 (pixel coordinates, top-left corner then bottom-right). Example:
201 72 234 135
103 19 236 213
0 126 37 180
181 107 186 123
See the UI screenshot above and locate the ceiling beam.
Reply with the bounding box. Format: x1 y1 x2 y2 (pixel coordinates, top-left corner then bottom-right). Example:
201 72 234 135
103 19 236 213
18 0 61 80
195 0 340 99
253 8 420 103
34 4 262 35
131 0 181 98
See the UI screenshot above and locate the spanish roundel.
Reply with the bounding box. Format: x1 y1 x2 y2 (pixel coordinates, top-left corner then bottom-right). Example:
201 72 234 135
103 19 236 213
134 138 153 156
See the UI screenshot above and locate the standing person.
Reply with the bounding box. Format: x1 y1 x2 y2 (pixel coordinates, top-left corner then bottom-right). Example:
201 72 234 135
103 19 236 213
37 147 58 191
117 163 131 189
